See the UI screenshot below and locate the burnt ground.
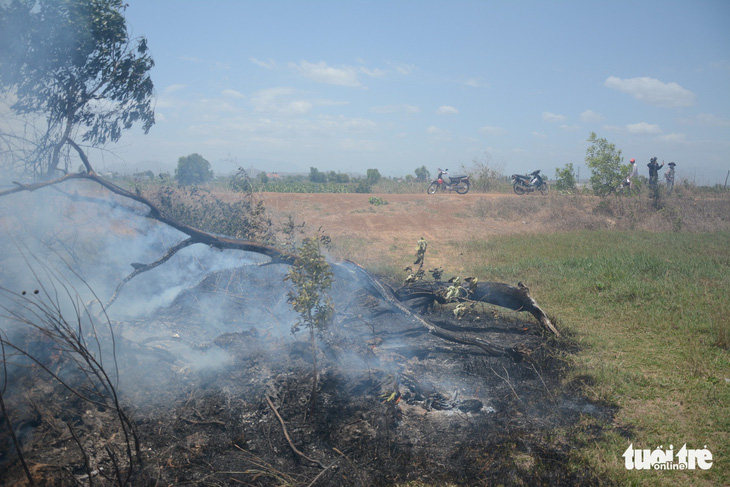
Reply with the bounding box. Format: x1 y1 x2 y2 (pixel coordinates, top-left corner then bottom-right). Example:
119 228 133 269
0 261 615 486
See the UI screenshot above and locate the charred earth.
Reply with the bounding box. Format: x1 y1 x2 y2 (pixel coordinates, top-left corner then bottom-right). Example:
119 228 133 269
1 259 613 486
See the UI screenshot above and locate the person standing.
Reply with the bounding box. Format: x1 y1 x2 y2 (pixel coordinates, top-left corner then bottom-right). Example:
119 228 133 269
626 158 639 190
665 162 676 194
647 157 664 187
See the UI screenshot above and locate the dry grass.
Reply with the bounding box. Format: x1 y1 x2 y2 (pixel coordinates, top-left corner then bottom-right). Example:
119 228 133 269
467 192 730 234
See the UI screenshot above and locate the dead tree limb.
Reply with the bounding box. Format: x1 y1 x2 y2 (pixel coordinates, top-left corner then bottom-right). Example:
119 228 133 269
105 237 195 309
1 141 297 264
395 280 560 336
334 261 519 358
265 395 327 469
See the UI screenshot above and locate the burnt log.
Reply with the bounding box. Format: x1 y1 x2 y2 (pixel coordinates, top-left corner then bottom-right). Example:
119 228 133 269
333 261 522 358
395 281 559 336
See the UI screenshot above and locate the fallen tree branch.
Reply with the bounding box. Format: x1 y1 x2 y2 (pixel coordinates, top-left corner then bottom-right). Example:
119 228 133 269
1 142 553 361
264 395 327 469
335 261 519 358
396 280 560 336
105 237 195 309
1 140 297 267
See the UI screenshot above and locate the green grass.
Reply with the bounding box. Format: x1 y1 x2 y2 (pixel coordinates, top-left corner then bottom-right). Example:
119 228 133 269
371 231 728 486
453 230 729 486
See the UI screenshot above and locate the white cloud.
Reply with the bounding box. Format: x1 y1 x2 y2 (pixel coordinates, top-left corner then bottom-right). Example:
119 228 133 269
250 87 294 111
626 122 662 134
359 67 386 78
463 77 488 88
291 60 361 87
250 57 277 69
532 131 547 139
436 105 458 115
657 133 686 143
199 98 235 113
389 62 416 75
222 89 245 99
604 76 695 107
370 104 420 114
560 125 581 131
580 109 604 123
542 112 566 123
679 113 730 127
479 125 507 136
340 117 378 131
163 84 186 94
284 100 313 114
426 126 451 141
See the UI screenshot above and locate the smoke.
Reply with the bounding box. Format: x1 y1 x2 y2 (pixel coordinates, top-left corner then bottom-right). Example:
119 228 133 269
0 182 280 405
0 179 500 416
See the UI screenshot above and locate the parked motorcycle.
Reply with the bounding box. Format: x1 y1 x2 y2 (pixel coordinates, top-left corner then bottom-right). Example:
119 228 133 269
512 170 549 195
427 168 470 194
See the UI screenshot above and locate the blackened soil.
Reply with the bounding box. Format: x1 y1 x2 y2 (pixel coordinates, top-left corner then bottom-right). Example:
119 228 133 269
0 263 616 486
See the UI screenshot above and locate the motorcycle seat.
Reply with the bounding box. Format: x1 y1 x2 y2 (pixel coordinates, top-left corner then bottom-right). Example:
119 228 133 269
448 174 467 181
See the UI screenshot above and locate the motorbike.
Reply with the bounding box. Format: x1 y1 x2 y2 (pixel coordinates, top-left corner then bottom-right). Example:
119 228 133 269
426 168 470 194
511 170 549 195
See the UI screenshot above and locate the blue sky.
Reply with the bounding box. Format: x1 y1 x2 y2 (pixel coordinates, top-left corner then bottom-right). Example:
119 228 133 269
115 0 730 183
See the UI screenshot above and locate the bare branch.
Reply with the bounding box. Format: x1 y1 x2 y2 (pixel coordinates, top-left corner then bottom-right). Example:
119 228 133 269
105 237 195 309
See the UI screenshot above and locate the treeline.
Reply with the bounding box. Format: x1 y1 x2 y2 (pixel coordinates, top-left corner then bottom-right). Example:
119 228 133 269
121 156 439 194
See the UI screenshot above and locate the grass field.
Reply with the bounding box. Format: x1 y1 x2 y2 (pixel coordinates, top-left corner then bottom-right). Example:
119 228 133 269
455 230 729 486
351 229 728 486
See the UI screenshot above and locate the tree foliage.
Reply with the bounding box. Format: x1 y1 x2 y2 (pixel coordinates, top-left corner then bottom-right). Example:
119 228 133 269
414 165 430 182
366 168 382 185
285 235 333 415
175 153 213 185
0 0 155 178
308 166 326 183
585 132 623 196
554 162 578 192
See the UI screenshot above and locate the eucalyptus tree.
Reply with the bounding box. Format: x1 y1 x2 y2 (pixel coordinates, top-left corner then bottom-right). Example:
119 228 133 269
0 0 155 178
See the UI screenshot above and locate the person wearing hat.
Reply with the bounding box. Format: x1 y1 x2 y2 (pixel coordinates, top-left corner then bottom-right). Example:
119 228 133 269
647 157 664 187
665 162 676 194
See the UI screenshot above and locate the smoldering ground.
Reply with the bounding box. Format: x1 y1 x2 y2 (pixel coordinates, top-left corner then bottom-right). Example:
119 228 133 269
0 181 614 486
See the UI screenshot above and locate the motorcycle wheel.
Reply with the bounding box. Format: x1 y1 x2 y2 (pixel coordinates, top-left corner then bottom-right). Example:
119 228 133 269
539 182 549 195
513 182 526 195
427 182 439 194
454 180 470 194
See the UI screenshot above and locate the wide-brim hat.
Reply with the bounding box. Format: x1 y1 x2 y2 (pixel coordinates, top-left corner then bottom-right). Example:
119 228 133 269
668 162 676 167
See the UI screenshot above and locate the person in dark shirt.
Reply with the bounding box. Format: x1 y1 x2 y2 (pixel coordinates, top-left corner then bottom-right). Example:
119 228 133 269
647 157 664 187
